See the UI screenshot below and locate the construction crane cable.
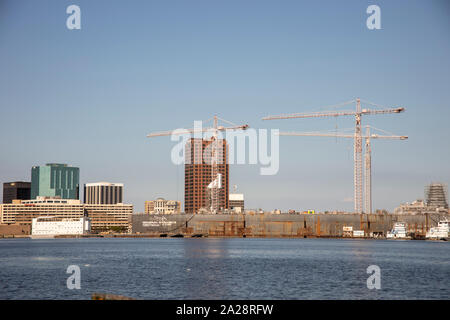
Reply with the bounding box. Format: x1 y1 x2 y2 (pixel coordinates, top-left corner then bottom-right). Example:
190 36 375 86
359 99 391 110
264 98 406 214
367 125 398 136
319 99 356 110
216 116 238 127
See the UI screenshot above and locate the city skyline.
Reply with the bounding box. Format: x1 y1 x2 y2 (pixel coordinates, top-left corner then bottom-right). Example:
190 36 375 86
1 0 450 212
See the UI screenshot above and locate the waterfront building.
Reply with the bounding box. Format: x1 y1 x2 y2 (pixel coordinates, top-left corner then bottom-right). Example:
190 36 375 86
31 163 79 199
184 138 229 213
229 193 244 213
84 182 123 204
2 181 31 203
31 216 91 238
394 200 429 215
145 198 181 214
395 182 450 215
394 199 448 215
145 201 154 213
83 203 132 232
0 196 132 232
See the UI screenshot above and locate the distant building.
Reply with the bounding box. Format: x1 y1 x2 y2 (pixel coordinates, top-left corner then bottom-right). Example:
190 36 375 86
394 200 428 215
0 197 132 232
31 163 79 199
394 199 448 215
184 138 229 213
144 201 153 214
425 183 448 209
229 193 244 213
145 198 181 214
3 181 31 203
395 183 449 214
84 182 123 204
244 208 264 214
31 216 91 238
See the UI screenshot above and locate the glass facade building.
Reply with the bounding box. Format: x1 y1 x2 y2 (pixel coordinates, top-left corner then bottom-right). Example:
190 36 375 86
31 163 79 199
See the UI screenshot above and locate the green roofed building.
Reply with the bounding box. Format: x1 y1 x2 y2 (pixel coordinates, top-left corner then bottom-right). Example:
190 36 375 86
31 163 79 199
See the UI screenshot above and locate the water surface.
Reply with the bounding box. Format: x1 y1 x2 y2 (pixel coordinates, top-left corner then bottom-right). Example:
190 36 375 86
0 238 448 299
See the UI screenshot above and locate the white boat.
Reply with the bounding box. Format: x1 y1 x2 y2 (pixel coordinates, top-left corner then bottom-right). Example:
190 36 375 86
387 222 410 239
426 219 449 240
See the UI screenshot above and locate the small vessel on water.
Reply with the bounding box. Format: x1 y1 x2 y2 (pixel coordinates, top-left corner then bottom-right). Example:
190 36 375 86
426 219 449 240
387 222 410 239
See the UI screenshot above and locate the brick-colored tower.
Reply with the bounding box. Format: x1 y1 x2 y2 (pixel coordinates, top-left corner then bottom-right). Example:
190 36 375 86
184 138 229 213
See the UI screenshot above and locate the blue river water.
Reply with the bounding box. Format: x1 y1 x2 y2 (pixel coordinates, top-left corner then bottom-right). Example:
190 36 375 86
0 238 448 300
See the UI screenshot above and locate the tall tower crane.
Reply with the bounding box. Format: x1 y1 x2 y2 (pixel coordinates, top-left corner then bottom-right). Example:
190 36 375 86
262 98 405 213
147 115 249 213
279 126 407 213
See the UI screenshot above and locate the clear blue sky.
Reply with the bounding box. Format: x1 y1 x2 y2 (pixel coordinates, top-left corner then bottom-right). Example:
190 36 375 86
1 0 449 212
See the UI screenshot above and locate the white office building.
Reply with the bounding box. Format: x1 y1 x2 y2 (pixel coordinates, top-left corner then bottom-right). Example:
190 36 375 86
84 182 123 204
229 193 244 213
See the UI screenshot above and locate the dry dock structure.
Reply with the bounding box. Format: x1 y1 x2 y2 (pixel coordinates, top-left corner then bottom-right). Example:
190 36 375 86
132 213 449 238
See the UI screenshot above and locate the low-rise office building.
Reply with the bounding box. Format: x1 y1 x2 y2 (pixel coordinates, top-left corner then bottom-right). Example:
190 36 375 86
229 194 244 213
0 196 132 232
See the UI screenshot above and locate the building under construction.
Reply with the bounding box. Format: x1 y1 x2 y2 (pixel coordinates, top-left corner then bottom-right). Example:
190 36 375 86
184 138 229 213
146 115 248 214
425 183 448 209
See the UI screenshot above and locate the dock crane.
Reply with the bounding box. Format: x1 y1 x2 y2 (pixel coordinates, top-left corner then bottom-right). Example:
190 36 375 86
279 126 407 213
263 98 406 213
147 115 249 213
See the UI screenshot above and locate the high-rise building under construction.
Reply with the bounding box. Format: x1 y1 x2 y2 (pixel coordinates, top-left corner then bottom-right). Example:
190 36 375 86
425 183 448 208
184 138 229 213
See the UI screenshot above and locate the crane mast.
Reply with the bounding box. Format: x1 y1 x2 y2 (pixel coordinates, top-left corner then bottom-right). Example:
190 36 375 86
354 99 363 213
364 126 372 214
278 126 407 214
210 116 220 213
264 98 406 213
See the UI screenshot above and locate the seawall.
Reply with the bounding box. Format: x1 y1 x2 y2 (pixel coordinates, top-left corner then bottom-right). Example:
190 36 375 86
131 213 448 238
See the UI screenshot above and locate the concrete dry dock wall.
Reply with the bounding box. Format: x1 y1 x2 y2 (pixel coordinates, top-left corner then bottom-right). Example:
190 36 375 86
131 213 449 238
